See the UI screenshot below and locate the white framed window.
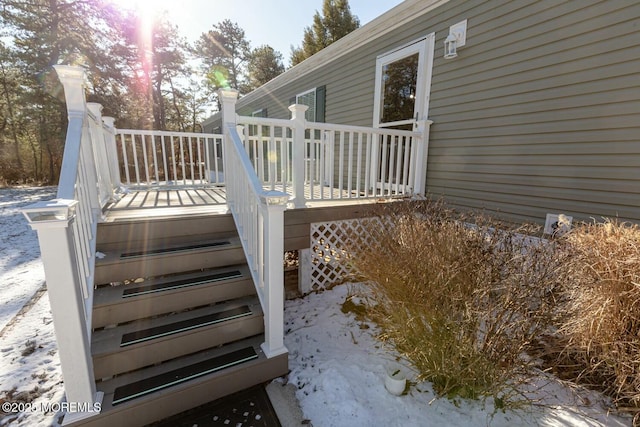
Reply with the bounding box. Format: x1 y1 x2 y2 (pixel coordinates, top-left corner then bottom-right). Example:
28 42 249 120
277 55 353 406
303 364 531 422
251 108 267 118
373 34 435 130
296 88 317 122
291 86 325 122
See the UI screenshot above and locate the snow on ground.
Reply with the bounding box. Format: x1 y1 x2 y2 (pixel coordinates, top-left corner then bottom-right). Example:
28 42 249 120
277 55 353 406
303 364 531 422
0 187 63 427
0 187 633 426
283 283 631 427
0 187 55 332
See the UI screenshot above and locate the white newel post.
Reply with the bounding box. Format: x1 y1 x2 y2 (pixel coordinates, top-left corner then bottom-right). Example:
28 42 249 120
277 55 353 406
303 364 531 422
102 116 124 195
288 104 309 208
219 88 239 189
22 202 102 423
260 192 289 358
413 119 434 196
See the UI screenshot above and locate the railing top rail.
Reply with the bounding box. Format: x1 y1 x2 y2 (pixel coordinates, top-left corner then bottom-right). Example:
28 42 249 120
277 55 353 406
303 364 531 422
237 114 425 138
236 115 293 128
116 129 223 138
307 122 424 137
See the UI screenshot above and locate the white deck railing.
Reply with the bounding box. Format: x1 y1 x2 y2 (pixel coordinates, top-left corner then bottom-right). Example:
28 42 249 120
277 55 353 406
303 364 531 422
220 90 288 358
22 66 107 422
237 111 431 206
115 129 224 188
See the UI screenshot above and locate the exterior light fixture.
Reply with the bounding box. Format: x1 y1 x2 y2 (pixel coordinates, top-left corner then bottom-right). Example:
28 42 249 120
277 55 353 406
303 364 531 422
444 33 458 59
444 19 467 60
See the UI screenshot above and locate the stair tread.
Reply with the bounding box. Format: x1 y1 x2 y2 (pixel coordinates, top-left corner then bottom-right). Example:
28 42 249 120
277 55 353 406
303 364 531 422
97 335 266 396
93 265 251 307
103 208 232 224
90 335 288 426
121 305 253 347
96 236 242 266
112 346 258 406
92 296 262 355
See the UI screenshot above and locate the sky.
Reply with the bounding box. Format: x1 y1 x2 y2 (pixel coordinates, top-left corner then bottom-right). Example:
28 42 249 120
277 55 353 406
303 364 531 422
110 0 406 64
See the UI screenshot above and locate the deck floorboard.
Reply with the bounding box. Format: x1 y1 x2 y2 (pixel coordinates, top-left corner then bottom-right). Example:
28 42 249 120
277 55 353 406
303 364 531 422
104 186 403 232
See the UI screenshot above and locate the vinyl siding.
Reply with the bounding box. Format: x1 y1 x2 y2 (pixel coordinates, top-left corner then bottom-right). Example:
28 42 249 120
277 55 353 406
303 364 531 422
204 0 640 224
427 0 640 223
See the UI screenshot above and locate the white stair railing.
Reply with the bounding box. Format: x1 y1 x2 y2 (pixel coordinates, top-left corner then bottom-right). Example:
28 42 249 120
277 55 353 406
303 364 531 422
22 66 107 423
220 89 289 358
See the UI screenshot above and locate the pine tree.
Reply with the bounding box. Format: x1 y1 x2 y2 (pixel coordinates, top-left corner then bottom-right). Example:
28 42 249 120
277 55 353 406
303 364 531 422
195 19 251 99
290 0 360 66
246 45 285 91
0 0 122 183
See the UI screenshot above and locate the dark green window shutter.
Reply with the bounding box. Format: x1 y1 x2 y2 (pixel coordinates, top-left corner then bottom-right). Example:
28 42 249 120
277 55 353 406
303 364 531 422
315 85 326 123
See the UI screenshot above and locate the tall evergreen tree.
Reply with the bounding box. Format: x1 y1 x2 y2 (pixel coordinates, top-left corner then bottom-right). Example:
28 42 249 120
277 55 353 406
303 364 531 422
111 10 191 130
246 45 285 91
290 0 360 66
195 19 251 102
0 0 122 183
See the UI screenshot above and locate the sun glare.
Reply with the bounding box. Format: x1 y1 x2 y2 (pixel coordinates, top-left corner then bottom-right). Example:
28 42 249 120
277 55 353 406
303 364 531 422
108 0 168 13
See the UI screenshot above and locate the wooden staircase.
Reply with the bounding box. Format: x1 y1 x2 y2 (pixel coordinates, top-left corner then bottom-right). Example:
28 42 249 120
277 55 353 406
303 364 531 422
71 212 288 427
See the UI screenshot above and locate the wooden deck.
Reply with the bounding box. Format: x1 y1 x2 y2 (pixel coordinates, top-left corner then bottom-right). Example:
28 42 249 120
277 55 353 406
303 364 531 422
106 185 381 216
104 186 400 251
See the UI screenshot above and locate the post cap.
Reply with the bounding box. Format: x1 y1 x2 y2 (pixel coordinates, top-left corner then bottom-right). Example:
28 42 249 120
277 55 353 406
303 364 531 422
261 191 290 206
22 199 79 226
218 88 239 100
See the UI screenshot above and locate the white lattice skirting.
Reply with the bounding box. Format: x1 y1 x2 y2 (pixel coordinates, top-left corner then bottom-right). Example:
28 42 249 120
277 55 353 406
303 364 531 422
309 218 382 291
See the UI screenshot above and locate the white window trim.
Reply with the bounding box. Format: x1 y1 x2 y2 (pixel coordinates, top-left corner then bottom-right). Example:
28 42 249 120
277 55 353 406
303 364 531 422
372 33 435 129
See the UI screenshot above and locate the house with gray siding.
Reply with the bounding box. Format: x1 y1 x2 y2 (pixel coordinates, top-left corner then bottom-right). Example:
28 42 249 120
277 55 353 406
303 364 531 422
204 0 640 224
20 1 639 424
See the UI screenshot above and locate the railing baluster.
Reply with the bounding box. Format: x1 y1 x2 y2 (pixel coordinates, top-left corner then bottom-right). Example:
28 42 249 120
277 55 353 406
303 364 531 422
318 129 325 200
188 136 195 185
120 133 130 185
347 131 354 196
151 134 159 185
402 135 412 193
395 136 403 195
356 132 363 198
268 129 276 191
259 130 266 184
179 136 186 185
338 131 345 199
141 134 150 185
380 135 388 197
364 132 372 198
196 136 204 184
389 135 397 195
161 135 168 185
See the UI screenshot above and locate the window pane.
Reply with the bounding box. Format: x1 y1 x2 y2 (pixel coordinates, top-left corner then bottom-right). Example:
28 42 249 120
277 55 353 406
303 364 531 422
297 90 316 122
380 53 418 124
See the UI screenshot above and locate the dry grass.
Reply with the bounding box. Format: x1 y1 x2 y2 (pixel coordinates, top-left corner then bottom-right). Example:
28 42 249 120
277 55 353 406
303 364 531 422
552 219 640 418
346 200 565 404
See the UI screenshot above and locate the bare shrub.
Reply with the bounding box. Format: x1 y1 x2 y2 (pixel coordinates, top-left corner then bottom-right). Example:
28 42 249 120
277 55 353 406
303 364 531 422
555 219 640 416
346 200 564 404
